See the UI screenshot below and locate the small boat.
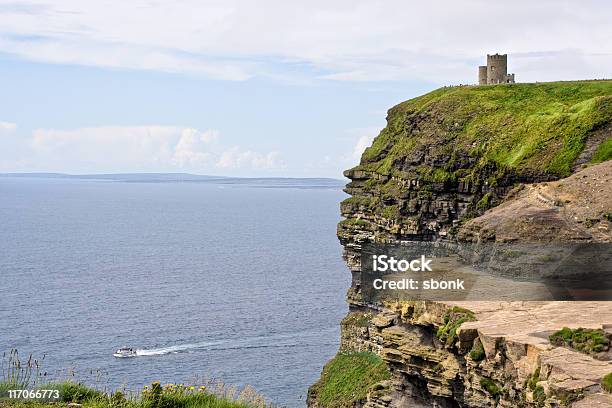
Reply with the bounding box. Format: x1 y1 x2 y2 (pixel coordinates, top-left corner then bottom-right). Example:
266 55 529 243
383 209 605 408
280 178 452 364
113 347 137 358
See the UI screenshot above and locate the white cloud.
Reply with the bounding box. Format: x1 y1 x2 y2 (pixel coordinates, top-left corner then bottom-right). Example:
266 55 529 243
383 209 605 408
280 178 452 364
346 127 379 162
172 128 218 167
0 0 610 82
352 135 373 161
0 37 254 80
0 125 283 173
0 121 17 133
31 126 197 170
217 146 284 170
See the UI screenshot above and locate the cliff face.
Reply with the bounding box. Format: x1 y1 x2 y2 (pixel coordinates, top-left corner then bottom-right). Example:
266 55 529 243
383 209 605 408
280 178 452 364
340 81 612 243
309 81 612 408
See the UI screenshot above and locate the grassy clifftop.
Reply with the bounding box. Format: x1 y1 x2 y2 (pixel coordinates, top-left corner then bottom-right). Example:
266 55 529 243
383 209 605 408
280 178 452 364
357 80 612 179
341 80 612 239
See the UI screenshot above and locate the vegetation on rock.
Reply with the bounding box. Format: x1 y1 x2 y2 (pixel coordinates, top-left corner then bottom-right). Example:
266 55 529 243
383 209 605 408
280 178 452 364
525 367 541 391
341 312 372 329
468 339 485 362
479 378 501 399
532 385 546 406
549 327 610 355
603 372 612 393
436 307 475 346
475 192 493 211
337 218 370 229
308 352 390 408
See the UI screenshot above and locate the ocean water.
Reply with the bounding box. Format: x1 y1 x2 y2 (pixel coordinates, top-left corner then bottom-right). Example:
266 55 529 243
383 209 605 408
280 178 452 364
0 177 350 407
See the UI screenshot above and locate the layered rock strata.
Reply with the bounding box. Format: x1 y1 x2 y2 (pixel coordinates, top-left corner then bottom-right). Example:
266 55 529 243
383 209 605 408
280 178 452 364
311 81 612 408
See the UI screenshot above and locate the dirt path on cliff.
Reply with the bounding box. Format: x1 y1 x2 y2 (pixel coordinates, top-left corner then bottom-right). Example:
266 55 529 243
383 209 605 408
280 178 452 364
459 160 612 243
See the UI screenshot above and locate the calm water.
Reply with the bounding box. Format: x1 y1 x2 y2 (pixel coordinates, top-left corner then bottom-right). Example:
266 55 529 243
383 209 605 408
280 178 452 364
0 178 349 407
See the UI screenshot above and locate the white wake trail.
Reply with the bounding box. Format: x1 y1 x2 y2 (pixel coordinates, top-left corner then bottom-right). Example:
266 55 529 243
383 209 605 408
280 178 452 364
135 341 218 356
128 328 338 357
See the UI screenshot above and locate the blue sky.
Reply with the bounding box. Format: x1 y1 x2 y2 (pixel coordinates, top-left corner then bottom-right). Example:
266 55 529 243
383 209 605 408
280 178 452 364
0 0 610 177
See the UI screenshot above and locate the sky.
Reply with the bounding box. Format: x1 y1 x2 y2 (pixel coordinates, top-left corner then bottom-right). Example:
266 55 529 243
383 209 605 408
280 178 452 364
0 0 611 178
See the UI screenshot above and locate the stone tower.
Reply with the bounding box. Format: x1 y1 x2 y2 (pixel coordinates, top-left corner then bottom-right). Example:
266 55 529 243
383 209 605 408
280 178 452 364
478 53 515 85
478 66 487 85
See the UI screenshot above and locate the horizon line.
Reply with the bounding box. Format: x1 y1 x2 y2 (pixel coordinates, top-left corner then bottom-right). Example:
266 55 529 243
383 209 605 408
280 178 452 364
0 172 345 181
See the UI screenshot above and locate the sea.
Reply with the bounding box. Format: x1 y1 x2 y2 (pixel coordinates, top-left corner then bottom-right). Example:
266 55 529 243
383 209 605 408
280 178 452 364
0 175 350 407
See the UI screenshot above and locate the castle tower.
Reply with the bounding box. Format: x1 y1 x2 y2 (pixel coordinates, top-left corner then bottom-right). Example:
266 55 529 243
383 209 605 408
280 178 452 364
477 53 515 85
487 53 507 84
478 66 487 85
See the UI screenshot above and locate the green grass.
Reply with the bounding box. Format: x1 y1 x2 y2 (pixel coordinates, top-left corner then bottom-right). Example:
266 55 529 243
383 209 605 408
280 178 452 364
603 372 612 393
0 395 249 408
0 381 104 404
1 351 262 408
45 381 104 402
591 138 612 163
356 80 612 181
0 381 264 408
308 352 391 408
549 327 610 354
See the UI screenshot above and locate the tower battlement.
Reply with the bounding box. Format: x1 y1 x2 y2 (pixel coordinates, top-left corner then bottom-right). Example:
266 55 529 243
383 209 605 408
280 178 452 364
487 53 507 60
479 53 515 85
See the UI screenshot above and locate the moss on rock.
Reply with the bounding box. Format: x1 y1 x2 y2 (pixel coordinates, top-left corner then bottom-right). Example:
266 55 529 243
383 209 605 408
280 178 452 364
341 312 372 329
533 385 546 406
479 378 501 399
602 372 612 393
436 307 476 346
469 339 485 362
549 327 610 355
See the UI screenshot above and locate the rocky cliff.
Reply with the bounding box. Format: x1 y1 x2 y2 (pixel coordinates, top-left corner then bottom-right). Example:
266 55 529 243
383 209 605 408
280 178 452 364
309 81 612 408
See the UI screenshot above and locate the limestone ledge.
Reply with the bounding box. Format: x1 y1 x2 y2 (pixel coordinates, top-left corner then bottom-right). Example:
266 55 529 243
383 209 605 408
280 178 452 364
340 301 612 408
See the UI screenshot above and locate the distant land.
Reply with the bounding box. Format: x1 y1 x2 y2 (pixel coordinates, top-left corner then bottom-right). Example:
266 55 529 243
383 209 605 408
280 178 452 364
0 172 345 189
